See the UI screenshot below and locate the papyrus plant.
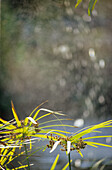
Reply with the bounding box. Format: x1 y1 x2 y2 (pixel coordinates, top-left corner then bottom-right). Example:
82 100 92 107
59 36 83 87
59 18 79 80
0 101 74 169
0 101 112 169
46 120 112 170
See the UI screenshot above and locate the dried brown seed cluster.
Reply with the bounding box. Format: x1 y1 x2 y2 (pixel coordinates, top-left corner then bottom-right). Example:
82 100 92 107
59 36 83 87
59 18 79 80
46 134 87 152
75 137 87 150
33 121 41 133
5 119 41 142
46 134 56 149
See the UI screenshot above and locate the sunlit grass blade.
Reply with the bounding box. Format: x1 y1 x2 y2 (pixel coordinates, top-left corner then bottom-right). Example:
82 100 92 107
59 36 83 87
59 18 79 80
44 131 67 138
88 0 98 16
31 134 48 139
6 150 25 166
75 0 82 8
103 126 112 128
35 110 66 122
36 112 52 121
0 148 9 165
50 154 59 170
0 118 16 130
0 145 22 148
40 124 77 129
84 141 112 148
11 101 21 127
0 137 10 143
40 108 66 116
62 160 72 170
0 119 16 130
8 141 19 164
83 135 112 140
78 150 83 157
72 124 95 135
32 107 71 137
29 100 48 117
31 134 56 140
85 141 98 147
7 148 16 165
0 118 8 125
11 164 34 170
71 120 112 142
40 128 72 134
1 141 19 166
33 110 40 120
0 130 12 134
91 130 102 133
39 118 73 126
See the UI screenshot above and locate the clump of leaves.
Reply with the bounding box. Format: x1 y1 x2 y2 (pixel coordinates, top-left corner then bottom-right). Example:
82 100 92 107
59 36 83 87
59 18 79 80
46 120 112 157
0 146 33 170
46 120 112 169
0 101 112 170
0 119 33 169
0 101 74 169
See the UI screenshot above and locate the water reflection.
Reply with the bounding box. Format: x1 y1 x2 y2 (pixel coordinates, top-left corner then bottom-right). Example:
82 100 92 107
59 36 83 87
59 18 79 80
99 59 105 68
74 118 84 127
74 159 81 168
106 137 111 144
89 48 96 61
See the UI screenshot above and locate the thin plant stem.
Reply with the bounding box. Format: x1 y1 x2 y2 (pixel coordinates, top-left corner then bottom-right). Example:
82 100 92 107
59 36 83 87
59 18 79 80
24 144 30 170
68 153 71 170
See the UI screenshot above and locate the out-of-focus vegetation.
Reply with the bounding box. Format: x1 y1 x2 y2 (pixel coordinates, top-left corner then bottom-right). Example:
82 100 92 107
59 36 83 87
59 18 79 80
1 0 112 121
75 0 98 15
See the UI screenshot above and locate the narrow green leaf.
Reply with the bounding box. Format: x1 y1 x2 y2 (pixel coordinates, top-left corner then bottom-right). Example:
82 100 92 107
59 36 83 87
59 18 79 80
88 0 98 16
85 141 112 148
29 101 48 117
62 160 72 170
83 135 112 140
75 0 82 8
36 112 52 121
50 154 59 170
39 118 73 126
71 120 112 142
78 150 83 157
85 141 98 148
11 101 21 127
40 124 77 129
91 158 105 170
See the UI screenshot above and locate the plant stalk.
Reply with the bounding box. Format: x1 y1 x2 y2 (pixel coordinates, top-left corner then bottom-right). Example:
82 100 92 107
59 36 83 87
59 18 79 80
68 153 71 170
24 144 30 170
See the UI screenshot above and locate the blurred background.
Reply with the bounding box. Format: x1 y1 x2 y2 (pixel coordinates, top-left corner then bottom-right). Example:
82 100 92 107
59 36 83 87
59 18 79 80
0 0 112 169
